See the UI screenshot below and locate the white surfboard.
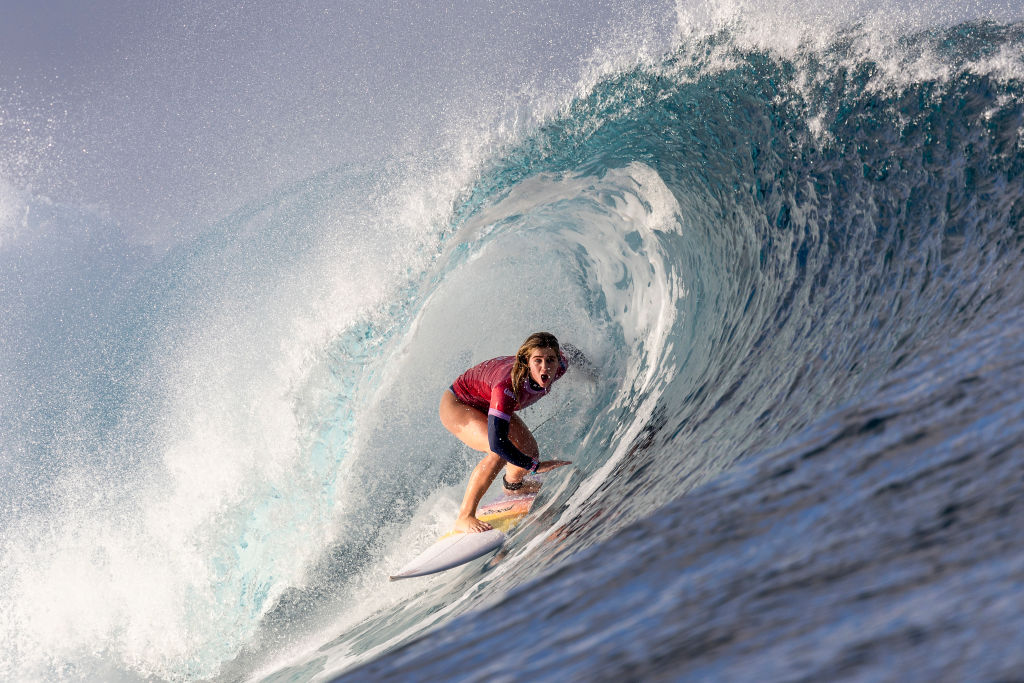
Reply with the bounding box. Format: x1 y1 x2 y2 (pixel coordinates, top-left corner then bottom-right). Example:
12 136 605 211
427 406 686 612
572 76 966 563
389 491 539 581
389 528 507 581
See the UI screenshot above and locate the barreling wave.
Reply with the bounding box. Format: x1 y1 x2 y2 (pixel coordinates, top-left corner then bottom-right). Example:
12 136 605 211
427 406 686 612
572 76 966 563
416 18 1024 546
316 19 1024 680
1 15 1022 683
290 19 1024 680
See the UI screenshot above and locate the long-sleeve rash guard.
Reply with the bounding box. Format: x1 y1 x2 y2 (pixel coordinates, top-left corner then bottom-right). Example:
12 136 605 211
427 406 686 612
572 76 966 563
450 353 568 468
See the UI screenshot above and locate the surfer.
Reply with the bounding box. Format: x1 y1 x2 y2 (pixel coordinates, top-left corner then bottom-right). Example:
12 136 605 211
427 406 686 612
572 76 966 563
441 332 594 533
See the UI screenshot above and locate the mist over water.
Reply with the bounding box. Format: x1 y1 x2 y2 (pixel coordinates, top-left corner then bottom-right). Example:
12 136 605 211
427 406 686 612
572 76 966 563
2 1 1023 681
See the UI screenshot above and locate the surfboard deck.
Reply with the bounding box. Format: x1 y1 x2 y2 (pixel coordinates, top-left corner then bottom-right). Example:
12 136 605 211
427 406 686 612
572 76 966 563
389 489 539 581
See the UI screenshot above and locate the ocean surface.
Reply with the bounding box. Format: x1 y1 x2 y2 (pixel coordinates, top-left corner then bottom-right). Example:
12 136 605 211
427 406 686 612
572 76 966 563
1 3 1022 681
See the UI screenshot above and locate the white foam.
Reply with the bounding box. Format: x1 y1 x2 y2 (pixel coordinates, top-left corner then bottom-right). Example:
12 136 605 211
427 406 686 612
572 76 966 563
672 0 1024 95
0 148 486 679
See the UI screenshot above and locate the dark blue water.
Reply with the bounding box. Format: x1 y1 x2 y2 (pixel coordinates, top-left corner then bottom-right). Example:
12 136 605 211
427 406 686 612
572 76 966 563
1 13 1022 683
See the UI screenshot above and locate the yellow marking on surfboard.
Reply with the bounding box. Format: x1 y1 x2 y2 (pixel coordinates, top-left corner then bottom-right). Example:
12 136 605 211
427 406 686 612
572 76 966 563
440 496 535 538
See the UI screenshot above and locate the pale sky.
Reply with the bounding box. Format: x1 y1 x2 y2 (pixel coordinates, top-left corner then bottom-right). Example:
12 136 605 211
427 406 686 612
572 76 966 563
0 1 676 247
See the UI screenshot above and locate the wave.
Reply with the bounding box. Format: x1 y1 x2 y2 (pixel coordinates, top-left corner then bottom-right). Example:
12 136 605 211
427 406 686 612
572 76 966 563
299 18 1024 681
1 13 1022 682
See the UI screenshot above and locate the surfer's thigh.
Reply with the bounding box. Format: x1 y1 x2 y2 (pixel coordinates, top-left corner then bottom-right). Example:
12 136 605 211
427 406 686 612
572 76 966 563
439 390 490 453
508 414 539 458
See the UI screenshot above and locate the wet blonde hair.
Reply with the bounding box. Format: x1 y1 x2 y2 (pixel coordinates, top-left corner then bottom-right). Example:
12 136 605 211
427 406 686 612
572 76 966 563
511 332 560 401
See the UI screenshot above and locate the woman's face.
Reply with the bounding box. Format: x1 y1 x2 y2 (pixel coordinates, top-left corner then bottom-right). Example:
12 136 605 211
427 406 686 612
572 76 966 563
528 347 559 389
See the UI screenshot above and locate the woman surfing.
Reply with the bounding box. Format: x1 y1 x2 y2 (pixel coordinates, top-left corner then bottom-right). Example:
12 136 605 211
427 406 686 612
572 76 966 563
440 332 593 533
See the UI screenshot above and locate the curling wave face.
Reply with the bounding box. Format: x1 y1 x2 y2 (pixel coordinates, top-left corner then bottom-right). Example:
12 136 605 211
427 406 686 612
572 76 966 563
316 20 1024 680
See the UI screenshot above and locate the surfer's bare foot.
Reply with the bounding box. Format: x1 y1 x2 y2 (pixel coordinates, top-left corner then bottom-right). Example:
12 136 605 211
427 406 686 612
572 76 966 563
454 515 492 533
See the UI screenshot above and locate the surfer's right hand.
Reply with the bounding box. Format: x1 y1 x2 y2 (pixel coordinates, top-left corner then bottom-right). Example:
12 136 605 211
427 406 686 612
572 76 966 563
535 460 572 473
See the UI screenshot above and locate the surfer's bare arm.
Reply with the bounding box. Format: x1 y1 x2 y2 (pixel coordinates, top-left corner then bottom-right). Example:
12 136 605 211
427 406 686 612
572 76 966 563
562 343 599 382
